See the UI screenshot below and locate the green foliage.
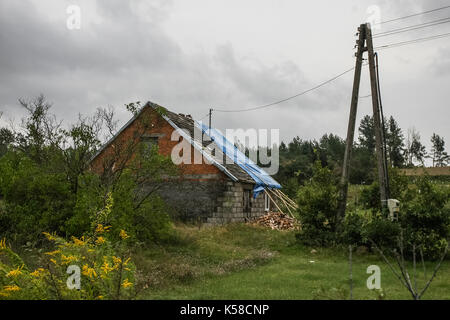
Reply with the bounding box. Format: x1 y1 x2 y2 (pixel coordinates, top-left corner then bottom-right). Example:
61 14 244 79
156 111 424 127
349 146 376 185
399 176 450 259
430 133 449 167
354 173 449 259
0 96 178 248
340 212 366 246
360 181 381 210
0 229 136 300
67 148 175 244
295 160 339 246
0 152 75 243
361 216 401 248
386 116 405 168
358 115 375 153
359 167 409 210
0 127 14 158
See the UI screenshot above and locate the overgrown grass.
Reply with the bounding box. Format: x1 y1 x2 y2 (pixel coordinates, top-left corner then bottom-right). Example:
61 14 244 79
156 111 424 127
135 223 450 300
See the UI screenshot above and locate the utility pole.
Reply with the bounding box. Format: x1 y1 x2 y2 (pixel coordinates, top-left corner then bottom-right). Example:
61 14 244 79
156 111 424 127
209 108 212 134
338 23 390 221
366 25 389 207
338 24 366 220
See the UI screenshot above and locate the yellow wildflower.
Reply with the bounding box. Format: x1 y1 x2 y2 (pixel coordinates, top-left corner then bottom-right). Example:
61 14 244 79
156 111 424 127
123 257 131 266
95 224 104 233
82 265 97 279
42 232 57 241
112 256 122 268
61 254 78 265
100 261 114 274
50 258 57 265
119 230 129 240
30 268 46 277
44 249 61 256
97 295 104 300
0 291 9 297
95 236 106 245
95 224 111 234
6 265 23 278
121 279 133 288
0 238 7 249
71 236 86 246
3 285 20 292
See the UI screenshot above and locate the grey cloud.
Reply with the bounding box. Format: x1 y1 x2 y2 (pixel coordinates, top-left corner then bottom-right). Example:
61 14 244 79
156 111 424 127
0 0 448 152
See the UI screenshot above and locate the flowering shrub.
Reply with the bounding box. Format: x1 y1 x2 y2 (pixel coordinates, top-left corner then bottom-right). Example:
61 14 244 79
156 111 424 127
0 227 136 300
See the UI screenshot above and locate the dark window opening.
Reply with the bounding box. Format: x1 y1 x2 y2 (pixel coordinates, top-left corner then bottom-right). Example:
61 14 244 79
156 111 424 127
142 136 159 151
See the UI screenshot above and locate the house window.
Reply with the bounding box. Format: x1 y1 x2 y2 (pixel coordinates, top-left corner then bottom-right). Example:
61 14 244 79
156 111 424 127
142 136 159 151
243 190 251 215
264 192 270 212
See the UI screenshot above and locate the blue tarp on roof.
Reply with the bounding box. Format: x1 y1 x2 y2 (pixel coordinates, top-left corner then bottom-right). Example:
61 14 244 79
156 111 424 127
195 121 281 197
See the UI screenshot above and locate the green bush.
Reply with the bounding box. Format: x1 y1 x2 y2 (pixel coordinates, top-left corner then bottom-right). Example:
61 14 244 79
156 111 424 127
340 212 366 246
399 177 450 259
360 181 381 211
67 170 173 244
359 168 409 211
110 171 173 243
361 216 401 248
295 161 339 246
0 152 75 243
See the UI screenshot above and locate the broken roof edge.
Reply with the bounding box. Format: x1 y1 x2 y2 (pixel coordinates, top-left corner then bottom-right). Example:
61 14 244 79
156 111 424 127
161 113 239 183
194 120 282 198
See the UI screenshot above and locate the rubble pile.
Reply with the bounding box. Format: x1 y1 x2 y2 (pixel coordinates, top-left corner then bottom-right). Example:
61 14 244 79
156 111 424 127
250 211 299 230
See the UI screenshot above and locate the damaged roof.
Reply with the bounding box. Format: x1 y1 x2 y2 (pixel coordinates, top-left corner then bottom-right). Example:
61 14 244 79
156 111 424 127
91 101 280 187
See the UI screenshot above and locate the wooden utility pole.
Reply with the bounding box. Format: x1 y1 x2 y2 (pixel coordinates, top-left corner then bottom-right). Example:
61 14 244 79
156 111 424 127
338 23 389 220
366 25 389 207
209 108 213 133
338 24 366 220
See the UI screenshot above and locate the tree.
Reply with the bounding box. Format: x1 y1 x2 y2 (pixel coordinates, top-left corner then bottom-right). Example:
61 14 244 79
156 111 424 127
430 133 449 167
358 115 375 153
318 133 345 170
0 127 14 158
386 116 405 168
405 128 427 166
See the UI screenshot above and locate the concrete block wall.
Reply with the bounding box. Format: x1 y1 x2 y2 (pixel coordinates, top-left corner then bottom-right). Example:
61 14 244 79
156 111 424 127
206 181 267 225
156 174 227 222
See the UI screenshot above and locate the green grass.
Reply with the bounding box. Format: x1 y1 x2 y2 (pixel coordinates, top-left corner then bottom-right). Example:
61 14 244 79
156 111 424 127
135 223 450 300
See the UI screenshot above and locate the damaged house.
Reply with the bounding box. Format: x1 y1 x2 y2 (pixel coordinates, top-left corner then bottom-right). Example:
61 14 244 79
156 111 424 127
89 101 282 224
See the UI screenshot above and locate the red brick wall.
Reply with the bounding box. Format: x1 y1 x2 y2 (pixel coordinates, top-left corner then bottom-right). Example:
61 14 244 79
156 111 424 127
90 106 227 181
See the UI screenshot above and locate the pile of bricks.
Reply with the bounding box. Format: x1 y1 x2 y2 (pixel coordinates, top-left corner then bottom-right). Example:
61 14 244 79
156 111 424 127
249 211 298 230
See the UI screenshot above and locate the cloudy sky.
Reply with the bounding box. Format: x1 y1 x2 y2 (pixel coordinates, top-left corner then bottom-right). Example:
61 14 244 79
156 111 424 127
0 0 449 160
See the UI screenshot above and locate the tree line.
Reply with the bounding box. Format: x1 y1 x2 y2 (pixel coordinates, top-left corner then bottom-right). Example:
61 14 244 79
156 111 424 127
274 114 449 196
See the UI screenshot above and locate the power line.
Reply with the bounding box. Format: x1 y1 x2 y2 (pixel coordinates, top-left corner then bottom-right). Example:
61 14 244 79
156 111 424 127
373 17 450 38
374 31 450 50
197 112 210 122
374 5 450 25
213 66 358 113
